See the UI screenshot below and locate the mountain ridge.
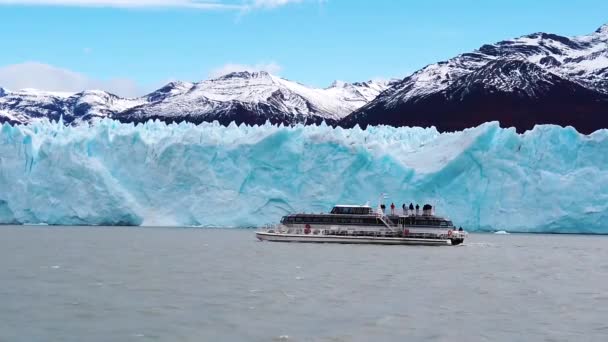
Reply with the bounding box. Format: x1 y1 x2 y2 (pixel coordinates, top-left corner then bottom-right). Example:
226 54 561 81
1 24 608 132
341 24 608 134
0 71 392 126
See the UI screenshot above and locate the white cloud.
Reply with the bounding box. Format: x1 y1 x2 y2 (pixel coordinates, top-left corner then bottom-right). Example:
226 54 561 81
0 62 143 97
249 0 302 9
209 62 282 78
0 0 317 9
0 0 238 9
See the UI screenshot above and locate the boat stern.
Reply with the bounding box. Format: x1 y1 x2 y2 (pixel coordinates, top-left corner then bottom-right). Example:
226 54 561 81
449 230 467 245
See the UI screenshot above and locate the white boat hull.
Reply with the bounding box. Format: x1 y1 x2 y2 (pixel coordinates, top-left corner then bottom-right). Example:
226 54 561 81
256 232 458 246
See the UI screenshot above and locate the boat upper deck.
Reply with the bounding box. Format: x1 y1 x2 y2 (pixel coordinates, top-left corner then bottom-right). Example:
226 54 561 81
330 205 374 215
281 212 454 228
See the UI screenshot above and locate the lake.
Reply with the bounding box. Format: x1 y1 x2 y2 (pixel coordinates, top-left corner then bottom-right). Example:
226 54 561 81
1 226 607 341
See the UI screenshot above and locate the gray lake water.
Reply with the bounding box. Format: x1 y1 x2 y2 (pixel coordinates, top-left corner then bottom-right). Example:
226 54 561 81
1 226 608 342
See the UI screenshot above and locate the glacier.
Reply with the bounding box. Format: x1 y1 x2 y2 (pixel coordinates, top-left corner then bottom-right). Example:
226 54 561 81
1 119 608 233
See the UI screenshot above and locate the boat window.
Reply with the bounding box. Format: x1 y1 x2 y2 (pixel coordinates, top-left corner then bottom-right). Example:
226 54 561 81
295 217 303 222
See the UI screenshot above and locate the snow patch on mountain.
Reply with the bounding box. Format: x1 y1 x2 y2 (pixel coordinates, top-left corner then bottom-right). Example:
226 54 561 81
191 71 390 120
13 88 75 98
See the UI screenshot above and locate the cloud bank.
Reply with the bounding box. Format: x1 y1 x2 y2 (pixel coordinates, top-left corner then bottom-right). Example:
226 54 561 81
0 61 285 96
0 0 315 10
0 62 142 98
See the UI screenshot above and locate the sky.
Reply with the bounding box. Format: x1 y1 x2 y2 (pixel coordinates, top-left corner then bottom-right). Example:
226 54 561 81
0 0 607 97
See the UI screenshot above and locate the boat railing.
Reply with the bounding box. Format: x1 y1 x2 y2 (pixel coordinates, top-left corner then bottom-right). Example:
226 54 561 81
260 223 280 233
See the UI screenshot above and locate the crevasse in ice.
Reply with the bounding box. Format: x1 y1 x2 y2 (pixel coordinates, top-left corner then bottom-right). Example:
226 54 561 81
1 119 607 233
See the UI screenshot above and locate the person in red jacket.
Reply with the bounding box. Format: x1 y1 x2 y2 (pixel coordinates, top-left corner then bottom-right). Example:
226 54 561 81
390 202 395 215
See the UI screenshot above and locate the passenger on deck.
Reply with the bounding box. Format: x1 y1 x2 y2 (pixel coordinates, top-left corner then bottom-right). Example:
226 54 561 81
380 203 386 213
390 203 395 215
409 203 414 216
415 204 420 216
402 203 406 215
459 227 463 231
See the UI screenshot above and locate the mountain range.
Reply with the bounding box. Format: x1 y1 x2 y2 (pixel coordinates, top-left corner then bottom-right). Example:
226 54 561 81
2 24 608 133
341 24 608 134
0 72 393 127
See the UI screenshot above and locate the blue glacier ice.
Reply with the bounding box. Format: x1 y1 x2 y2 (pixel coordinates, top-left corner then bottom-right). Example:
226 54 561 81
1 119 608 233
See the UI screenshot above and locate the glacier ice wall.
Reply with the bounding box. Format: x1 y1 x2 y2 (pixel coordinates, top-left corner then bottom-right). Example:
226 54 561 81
1 119 608 233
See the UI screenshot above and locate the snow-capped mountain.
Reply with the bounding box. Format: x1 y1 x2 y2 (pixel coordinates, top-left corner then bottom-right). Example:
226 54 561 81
119 71 394 126
3 24 608 131
0 88 145 125
341 24 608 134
0 72 393 126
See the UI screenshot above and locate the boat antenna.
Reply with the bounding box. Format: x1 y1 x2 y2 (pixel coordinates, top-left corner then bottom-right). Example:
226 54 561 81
376 193 382 215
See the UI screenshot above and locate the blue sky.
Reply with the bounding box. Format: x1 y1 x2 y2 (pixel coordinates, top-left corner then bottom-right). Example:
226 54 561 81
0 0 607 96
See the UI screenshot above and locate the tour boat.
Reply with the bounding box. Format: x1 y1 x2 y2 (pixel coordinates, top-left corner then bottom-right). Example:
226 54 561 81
256 200 466 246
